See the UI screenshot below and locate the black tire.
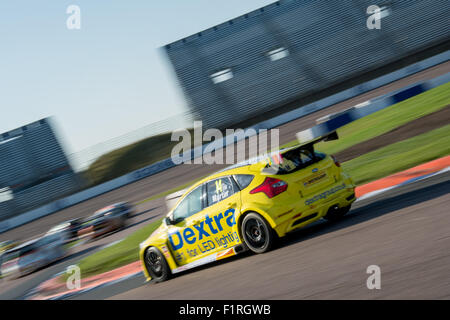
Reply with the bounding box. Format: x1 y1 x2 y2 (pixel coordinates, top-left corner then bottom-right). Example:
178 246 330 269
241 213 275 254
323 205 351 222
120 217 127 229
144 247 170 283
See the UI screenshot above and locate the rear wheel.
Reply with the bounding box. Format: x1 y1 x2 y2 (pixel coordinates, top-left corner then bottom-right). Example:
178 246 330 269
241 213 275 254
144 247 170 283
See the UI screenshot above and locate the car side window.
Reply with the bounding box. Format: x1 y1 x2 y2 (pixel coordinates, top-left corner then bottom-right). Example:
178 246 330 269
233 174 254 190
206 177 236 206
172 186 204 222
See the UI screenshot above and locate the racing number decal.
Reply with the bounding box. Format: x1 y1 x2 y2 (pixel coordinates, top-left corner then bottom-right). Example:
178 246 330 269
212 179 230 204
215 179 222 194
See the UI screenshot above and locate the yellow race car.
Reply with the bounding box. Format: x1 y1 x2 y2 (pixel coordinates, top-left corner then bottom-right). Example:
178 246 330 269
139 140 356 282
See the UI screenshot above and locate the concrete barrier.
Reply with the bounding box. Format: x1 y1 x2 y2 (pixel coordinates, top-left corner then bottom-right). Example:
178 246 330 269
1 51 449 234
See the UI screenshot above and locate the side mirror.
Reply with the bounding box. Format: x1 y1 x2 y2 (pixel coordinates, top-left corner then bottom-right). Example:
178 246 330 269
164 217 172 225
165 214 184 225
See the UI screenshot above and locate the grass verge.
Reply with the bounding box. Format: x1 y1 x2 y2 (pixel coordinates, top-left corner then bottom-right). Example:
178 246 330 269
282 82 450 153
343 124 450 185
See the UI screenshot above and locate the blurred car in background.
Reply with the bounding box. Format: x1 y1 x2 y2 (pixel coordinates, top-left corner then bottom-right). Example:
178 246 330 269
46 218 84 243
0 241 19 276
77 202 133 240
0 232 68 279
0 240 18 254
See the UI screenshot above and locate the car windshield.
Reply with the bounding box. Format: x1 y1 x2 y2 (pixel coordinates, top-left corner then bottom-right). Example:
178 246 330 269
86 210 110 221
2 243 37 261
172 186 203 222
81 214 102 226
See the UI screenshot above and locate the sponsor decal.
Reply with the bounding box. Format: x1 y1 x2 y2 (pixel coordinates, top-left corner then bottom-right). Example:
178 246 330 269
305 183 346 205
160 245 171 259
303 171 327 187
168 208 239 260
216 247 236 260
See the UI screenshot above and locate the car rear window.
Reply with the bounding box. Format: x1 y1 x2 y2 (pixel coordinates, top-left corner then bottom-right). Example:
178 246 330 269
263 147 326 175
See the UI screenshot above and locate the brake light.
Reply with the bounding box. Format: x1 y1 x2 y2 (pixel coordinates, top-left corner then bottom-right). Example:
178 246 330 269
250 177 288 198
331 155 341 167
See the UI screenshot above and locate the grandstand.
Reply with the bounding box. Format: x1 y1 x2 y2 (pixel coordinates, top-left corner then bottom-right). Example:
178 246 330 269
164 0 450 129
0 118 81 220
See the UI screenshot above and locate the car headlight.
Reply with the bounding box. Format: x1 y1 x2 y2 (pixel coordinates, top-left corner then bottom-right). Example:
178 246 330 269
139 241 146 250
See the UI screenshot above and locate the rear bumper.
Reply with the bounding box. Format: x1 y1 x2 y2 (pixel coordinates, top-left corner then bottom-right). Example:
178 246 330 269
271 178 356 236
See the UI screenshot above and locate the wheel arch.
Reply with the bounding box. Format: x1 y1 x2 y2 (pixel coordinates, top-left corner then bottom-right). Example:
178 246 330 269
236 208 278 240
141 244 177 281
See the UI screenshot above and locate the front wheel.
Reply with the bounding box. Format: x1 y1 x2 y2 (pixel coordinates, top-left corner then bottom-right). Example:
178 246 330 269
144 247 170 283
241 213 275 254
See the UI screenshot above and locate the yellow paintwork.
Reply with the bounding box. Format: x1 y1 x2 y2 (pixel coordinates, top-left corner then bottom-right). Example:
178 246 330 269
139 150 356 281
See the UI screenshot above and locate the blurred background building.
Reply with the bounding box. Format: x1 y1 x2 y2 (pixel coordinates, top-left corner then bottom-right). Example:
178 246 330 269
0 118 81 220
164 0 450 129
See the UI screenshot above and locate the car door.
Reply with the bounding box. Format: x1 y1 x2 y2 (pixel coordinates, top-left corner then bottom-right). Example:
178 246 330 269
200 176 243 254
166 184 207 265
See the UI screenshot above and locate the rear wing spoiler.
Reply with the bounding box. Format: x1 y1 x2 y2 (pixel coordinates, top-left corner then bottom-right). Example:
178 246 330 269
293 105 363 149
295 130 339 149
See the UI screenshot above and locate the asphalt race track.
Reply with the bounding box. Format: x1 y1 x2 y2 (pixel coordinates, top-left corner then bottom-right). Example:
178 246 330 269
80 171 450 300
1 170 448 299
0 62 449 300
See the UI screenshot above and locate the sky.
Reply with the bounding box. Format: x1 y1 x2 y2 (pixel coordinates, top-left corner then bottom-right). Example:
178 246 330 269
0 0 275 163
